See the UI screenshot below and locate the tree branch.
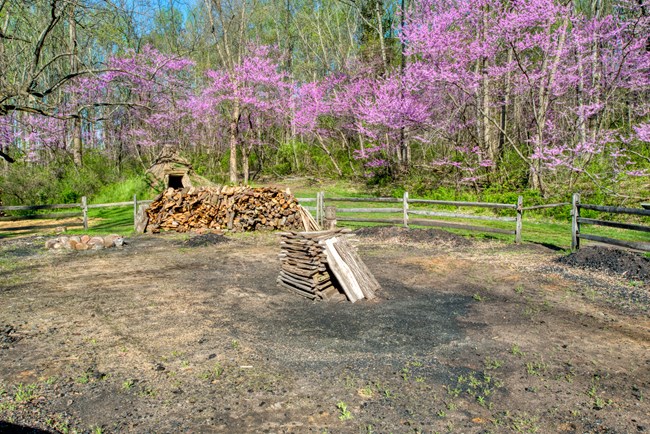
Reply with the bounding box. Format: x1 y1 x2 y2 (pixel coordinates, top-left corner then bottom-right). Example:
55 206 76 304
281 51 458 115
0 149 15 163
28 0 64 94
0 30 31 43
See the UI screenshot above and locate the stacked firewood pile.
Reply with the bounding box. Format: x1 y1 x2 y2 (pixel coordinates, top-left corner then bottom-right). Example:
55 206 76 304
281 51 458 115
145 186 313 233
278 229 380 302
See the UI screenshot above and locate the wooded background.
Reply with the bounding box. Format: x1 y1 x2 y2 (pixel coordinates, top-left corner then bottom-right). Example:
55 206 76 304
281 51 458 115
0 0 648 207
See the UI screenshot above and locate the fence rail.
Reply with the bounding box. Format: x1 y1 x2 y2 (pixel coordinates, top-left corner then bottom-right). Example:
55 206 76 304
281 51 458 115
408 209 516 222
0 203 80 211
571 193 650 251
328 197 402 203
0 212 82 222
2 192 648 251
86 201 134 209
522 202 570 211
579 203 650 217
0 195 154 232
408 198 517 209
301 192 524 243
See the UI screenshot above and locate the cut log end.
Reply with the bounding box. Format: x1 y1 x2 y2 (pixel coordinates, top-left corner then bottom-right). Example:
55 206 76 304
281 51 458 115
146 186 310 233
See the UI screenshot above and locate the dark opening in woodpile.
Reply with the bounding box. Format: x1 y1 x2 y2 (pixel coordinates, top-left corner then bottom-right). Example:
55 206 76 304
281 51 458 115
278 229 381 302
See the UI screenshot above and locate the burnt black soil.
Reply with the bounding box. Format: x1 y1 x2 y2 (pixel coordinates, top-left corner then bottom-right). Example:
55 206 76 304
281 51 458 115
180 233 230 247
1 324 20 349
0 236 45 258
1 232 649 433
354 226 471 247
558 246 650 282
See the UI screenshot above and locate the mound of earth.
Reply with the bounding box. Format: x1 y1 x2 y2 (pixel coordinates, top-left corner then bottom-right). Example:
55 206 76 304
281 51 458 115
558 246 650 282
354 226 470 247
182 233 230 247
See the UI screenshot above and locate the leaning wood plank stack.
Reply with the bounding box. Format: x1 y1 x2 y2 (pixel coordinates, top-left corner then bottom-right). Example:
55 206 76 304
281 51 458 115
278 229 380 302
145 186 308 233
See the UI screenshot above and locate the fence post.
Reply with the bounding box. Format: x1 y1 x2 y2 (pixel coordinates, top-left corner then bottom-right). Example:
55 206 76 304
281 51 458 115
403 191 409 228
317 191 325 228
81 196 88 231
133 194 138 231
320 192 325 227
515 195 523 243
571 193 580 250
315 192 320 228
324 205 337 230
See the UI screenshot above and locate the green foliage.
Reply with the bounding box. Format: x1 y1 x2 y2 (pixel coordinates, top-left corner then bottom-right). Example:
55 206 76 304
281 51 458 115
91 176 150 204
13 383 37 403
265 140 361 178
364 165 395 188
271 142 297 175
122 379 134 390
336 401 353 421
76 373 91 384
0 150 141 207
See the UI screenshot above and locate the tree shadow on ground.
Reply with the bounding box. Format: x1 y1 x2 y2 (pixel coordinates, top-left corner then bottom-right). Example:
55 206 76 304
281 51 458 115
533 241 565 251
0 422 53 433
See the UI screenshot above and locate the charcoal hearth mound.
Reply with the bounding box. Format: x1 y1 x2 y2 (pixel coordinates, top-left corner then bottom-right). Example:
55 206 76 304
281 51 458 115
354 226 471 247
181 233 230 247
558 246 650 282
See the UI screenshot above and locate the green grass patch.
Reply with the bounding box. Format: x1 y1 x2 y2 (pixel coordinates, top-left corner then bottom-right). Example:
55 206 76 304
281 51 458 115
70 206 136 236
278 179 366 198
336 212 648 250
90 176 151 205
2 180 648 250
293 188 649 250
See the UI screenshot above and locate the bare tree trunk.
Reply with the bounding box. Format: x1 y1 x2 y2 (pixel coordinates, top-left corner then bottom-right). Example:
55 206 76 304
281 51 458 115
285 0 293 71
375 0 388 74
398 0 409 172
530 17 568 194
72 118 82 165
316 133 343 176
481 58 492 162
229 98 240 184
69 4 83 166
480 5 495 168
473 60 483 166
588 0 602 143
204 0 249 184
499 47 513 161
242 144 249 185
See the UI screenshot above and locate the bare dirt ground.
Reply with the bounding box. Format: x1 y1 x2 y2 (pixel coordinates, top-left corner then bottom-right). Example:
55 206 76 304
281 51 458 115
1 228 649 433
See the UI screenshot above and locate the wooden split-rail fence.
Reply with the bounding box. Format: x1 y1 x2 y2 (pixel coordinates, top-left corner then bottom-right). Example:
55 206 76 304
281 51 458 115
2 191 648 252
299 192 649 252
0 195 153 233
571 193 650 252
299 193 526 243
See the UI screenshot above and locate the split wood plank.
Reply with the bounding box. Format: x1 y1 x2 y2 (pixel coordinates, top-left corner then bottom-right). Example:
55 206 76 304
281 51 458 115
331 238 379 300
322 237 364 303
